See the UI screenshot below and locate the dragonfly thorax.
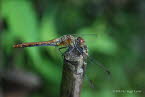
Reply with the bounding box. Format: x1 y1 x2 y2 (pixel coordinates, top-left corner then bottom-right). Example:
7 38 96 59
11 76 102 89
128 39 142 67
59 35 75 47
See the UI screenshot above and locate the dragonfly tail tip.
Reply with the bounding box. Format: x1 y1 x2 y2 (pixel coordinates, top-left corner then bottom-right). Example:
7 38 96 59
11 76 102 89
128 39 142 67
13 45 19 48
13 45 16 48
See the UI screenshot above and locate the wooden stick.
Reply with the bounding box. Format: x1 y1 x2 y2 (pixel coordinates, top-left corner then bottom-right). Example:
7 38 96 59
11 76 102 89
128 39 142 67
60 47 88 97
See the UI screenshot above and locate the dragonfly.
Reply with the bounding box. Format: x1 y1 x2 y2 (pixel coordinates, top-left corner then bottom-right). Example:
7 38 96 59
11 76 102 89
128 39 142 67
13 34 110 87
13 35 88 56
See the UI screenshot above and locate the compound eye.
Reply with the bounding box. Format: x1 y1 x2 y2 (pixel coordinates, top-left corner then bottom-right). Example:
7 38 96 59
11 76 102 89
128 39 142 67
77 37 85 43
80 38 85 43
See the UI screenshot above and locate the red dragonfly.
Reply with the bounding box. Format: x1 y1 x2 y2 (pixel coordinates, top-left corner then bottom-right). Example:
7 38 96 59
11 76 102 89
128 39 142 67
13 35 88 56
13 35 77 47
14 35 82 46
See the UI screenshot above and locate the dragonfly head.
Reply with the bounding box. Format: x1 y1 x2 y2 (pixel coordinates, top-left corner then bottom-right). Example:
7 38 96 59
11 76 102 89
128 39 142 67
76 37 85 46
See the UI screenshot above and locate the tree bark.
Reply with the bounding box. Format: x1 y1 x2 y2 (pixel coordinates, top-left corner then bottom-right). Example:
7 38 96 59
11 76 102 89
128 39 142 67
60 47 87 97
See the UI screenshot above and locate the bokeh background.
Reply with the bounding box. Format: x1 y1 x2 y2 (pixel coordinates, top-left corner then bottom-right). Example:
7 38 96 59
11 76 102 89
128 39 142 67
0 0 145 97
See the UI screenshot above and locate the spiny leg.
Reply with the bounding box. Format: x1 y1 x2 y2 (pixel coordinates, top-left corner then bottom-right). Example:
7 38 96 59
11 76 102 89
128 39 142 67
58 47 67 56
84 74 95 89
54 46 67 67
68 42 78 54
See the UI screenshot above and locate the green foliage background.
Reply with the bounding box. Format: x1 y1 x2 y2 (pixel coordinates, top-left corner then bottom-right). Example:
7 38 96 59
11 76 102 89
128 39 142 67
0 0 145 97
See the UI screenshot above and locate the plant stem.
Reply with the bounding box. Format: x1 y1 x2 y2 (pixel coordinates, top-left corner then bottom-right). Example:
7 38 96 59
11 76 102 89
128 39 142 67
60 47 87 97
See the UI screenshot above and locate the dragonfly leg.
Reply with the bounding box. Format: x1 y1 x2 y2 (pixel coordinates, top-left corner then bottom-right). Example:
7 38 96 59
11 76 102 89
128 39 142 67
84 74 95 89
58 47 67 56
74 45 84 55
68 47 75 54
68 41 82 54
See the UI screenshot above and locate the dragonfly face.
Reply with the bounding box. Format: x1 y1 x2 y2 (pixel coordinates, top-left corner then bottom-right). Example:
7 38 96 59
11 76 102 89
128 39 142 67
76 37 85 47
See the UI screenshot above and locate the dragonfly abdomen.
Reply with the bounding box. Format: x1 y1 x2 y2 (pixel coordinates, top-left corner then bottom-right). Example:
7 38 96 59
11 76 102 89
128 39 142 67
13 39 59 48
